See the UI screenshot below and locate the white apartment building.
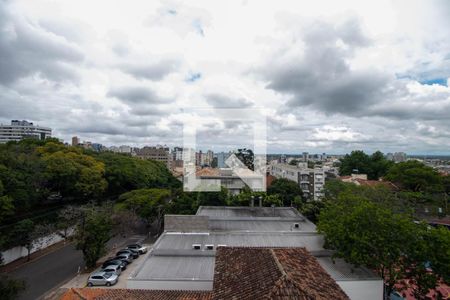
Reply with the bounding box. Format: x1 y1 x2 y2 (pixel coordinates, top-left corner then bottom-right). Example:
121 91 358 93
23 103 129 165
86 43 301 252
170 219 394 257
0 120 52 143
271 163 325 201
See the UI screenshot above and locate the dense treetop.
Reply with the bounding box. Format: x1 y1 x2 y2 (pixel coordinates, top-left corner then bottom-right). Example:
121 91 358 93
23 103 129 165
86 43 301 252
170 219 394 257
0 138 179 225
339 150 393 180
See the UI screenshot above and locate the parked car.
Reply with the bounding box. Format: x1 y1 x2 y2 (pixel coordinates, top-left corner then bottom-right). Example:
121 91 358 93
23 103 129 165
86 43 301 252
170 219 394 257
101 264 122 276
112 253 133 264
87 271 118 287
127 244 148 254
117 249 138 259
102 259 127 270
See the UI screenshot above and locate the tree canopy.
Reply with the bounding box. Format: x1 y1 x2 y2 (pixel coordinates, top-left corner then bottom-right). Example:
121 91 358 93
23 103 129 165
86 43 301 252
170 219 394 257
339 150 393 180
385 160 443 192
267 178 304 206
0 139 179 225
234 148 254 170
318 191 450 298
73 206 112 268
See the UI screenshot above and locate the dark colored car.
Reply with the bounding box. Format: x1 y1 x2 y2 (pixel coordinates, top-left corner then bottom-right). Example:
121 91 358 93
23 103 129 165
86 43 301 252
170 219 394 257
102 259 127 270
112 253 133 264
117 249 139 259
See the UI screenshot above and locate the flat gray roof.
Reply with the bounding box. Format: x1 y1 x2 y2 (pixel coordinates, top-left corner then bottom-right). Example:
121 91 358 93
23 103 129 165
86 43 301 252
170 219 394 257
208 219 317 232
134 255 215 280
317 256 380 281
196 206 301 218
154 232 325 251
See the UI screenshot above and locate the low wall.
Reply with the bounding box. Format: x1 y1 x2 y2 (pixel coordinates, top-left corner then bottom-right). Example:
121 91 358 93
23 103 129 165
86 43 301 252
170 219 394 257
1 228 75 265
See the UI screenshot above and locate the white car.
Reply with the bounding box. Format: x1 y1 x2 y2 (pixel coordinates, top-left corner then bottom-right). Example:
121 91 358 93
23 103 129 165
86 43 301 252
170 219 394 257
87 271 118 287
127 243 148 254
101 264 122 276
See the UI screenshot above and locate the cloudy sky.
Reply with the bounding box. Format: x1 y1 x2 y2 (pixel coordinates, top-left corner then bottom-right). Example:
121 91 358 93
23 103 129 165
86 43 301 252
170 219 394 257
1 0 450 154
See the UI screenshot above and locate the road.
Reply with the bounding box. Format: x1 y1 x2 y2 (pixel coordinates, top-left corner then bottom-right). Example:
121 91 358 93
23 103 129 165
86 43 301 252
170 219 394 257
10 243 84 300
9 235 146 300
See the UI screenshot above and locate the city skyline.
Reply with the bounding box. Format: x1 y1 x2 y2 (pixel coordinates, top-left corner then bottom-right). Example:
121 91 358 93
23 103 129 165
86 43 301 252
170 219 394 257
1 0 450 154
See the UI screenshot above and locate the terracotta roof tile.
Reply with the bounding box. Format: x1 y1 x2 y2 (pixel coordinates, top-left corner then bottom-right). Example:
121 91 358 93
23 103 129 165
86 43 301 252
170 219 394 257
60 288 212 300
213 247 349 300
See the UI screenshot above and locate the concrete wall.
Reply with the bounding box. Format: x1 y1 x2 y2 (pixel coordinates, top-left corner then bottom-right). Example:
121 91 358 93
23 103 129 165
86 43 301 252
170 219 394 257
127 279 213 291
1 228 74 264
164 215 209 232
337 280 384 300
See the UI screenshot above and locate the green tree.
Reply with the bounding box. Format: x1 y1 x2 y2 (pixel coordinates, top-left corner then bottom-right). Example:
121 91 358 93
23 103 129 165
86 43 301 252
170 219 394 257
96 152 180 195
234 148 254 171
57 205 82 239
339 150 392 180
263 194 283 207
0 275 25 300
267 178 304 206
289 159 300 166
339 150 371 177
0 180 14 223
211 157 218 168
370 151 393 180
317 194 416 295
74 208 112 268
299 201 326 224
118 188 172 233
40 147 107 199
12 219 35 261
401 224 450 299
385 160 442 192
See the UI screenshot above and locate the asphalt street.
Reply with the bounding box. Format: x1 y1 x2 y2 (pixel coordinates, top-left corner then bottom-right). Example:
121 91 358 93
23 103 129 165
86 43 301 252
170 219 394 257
9 242 83 300
8 235 146 300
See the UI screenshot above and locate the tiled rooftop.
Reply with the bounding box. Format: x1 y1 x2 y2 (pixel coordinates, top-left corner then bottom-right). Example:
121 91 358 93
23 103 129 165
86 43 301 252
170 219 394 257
212 247 350 300
61 288 212 300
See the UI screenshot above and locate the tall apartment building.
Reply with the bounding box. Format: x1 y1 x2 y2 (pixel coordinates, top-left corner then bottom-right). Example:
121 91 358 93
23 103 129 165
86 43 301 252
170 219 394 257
270 163 325 201
0 120 52 143
71 136 80 146
216 151 231 168
172 147 183 161
302 152 309 162
386 152 407 163
135 146 171 169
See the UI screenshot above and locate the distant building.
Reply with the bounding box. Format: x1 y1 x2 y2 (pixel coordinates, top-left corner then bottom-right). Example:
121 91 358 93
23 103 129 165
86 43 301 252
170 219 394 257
91 143 103 152
172 147 183 161
216 151 231 168
118 145 131 154
386 152 407 163
393 152 407 162
194 168 264 195
0 120 52 143
71 136 80 146
205 150 214 166
135 146 171 169
340 174 399 190
302 152 309 162
270 163 325 201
